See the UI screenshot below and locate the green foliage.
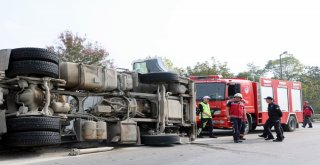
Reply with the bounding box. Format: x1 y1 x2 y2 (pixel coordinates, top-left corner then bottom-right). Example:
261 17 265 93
163 57 186 75
47 31 113 67
264 55 303 80
187 57 234 78
299 66 320 113
236 63 265 81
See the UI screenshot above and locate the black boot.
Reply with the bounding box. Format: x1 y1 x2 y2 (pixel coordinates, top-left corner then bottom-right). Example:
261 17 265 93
258 134 267 138
265 137 275 140
273 138 283 142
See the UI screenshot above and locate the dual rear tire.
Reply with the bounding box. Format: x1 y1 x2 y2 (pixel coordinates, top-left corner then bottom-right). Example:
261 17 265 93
4 116 61 147
5 48 59 78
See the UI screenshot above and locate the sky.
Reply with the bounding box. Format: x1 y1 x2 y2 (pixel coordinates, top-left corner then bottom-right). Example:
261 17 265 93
1 0 320 74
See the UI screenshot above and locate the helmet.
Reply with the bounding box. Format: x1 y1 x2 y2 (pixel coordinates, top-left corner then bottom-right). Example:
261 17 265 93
234 93 243 98
203 96 211 100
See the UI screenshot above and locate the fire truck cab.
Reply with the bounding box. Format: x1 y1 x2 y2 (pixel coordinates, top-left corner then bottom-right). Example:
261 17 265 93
191 75 303 133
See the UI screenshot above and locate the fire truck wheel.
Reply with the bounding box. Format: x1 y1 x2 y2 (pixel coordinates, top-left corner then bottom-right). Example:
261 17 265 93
141 134 180 146
6 117 60 132
4 131 61 147
139 72 179 84
9 48 59 64
283 116 297 132
5 60 59 78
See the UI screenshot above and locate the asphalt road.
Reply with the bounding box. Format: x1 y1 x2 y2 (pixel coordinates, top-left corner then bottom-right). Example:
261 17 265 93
1 123 320 165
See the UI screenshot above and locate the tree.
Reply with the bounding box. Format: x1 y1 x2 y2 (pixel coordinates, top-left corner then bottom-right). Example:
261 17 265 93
236 71 251 80
187 57 234 78
264 55 303 80
299 66 320 113
163 57 186 75
215 59 234 78
187 61 216 76
236 63 265 81
47 31 113 67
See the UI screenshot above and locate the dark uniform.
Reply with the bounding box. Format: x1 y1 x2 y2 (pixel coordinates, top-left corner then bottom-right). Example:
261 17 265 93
260 118 284 138
265 102 284 141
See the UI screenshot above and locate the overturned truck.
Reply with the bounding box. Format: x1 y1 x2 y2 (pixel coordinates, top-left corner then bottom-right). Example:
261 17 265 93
0 48 196 147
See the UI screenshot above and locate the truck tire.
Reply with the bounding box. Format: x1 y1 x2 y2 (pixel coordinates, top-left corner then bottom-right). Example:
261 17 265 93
283 116 297 132
139 72 179 84
9 48 59 64
6 117 60 132
141 134 180 146
250 116 257 131
5 131 61 147
5 60 59 78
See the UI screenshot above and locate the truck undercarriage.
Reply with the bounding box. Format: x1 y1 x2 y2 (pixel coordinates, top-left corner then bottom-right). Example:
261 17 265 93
0 48 196 148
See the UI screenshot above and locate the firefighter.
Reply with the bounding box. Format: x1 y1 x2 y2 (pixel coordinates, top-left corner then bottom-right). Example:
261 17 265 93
197 96 217 138
227 97 246 140
264 96 284 142
227 93 245 143
302 101 314 128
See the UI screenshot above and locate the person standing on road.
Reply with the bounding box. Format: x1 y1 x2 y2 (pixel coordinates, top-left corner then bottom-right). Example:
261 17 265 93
302 101 314 128
227 97 246 140
197 96 217 138
264 96 284 142
227 93 245 143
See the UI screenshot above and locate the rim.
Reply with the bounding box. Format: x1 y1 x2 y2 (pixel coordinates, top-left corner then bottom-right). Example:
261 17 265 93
289 118 296 129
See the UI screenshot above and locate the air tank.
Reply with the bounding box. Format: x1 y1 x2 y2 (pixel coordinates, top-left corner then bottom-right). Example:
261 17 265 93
83 121 97 140
96 121 107 140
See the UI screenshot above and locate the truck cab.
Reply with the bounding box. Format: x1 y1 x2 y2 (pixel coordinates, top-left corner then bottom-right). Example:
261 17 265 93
132 58 169 73
191 75 257 132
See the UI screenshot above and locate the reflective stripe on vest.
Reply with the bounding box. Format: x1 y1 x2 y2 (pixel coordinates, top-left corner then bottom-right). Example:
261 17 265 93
229 102 244 118
200 102 211 119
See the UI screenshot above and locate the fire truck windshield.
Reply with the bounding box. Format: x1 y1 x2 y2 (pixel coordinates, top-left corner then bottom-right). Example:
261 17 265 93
195 82 226 101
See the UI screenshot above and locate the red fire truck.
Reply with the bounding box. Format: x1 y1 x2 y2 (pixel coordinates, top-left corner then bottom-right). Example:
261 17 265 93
191 75 303 133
